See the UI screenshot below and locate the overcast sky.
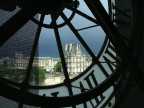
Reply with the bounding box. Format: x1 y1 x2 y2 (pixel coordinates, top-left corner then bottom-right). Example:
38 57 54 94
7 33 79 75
38 0 108 57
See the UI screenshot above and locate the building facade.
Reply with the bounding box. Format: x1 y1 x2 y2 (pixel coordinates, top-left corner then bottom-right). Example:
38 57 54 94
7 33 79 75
64 43 92 75
0 52 60 72
36 57 60 72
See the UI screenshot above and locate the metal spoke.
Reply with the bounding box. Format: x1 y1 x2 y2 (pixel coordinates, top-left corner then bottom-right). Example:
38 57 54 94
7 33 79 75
51 14 76 108
50 4 65 26
61 12 96 59
66 6 98 24
61 13 109 77
0 0 39 46
84 0 144 91
51 13 74 93
77 24 99 31
52 18 70 81
23 14 45 85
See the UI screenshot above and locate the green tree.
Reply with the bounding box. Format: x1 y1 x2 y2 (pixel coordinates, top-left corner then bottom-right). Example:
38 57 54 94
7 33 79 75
38 67 46 84
0 65 46 85
31 66 46 85
0 65 25 82
54 61 61 72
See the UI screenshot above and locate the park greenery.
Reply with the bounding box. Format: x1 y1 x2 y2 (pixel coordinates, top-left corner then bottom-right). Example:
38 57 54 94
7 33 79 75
54 60 61 72
0 65 46 85
31 66 46 85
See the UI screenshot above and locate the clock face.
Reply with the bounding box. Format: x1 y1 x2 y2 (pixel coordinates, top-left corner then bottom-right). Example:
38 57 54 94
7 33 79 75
0 0 134 108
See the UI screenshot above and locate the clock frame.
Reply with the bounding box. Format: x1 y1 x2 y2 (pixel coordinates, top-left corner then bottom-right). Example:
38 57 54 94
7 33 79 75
0 0 143 108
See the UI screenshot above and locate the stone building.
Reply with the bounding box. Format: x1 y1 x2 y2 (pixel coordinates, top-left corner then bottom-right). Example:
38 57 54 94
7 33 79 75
64 43 92 75
36 57 60 72
0 52 60 72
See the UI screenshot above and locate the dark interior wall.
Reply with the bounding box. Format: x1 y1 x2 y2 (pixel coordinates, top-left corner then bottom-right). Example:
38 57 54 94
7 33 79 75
116 0 144 107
